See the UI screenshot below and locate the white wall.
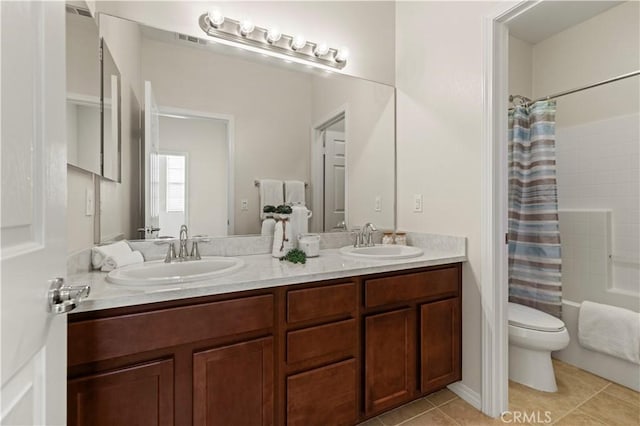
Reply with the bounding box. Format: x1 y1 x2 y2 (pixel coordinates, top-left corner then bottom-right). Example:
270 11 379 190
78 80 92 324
508 36 532 99
311 75 395 231
396 0 511 399
141 36 312 235
66 12 101 252
93 1 395 85
158 116 228 237
532 1 640 127
529 1 640 298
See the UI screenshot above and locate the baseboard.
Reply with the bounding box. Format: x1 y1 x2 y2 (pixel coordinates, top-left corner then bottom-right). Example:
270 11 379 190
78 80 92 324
447 381 482 410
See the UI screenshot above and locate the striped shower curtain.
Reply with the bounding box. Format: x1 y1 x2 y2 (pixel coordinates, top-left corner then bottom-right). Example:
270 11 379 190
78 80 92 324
508 100 562 318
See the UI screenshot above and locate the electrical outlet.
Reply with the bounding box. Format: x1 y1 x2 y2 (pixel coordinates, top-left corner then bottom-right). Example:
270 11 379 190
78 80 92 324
374 196 382 212
241 199 249 211
413 194 423 213
85 189 94 216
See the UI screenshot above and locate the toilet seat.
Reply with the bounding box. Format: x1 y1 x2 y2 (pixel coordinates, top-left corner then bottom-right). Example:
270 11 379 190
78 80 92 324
508 302 565 332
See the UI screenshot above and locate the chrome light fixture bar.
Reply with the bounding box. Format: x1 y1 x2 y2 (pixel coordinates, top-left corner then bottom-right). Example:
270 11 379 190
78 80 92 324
198 12 348 70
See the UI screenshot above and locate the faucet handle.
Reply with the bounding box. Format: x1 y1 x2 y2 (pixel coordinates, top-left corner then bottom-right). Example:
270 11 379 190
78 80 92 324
190 241 201 260
164 242 176 263
350 227 362 247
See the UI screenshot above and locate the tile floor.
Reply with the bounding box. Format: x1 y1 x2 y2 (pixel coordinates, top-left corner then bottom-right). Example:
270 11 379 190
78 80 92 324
359 359 640 425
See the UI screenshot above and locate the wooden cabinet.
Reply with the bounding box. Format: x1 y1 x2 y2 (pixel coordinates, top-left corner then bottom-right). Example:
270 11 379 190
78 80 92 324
420 298 461 394
363 265 462 417
287 359 357 426
364 308 415 415
68 263 462 426
193 337 274 426
68 358 174 426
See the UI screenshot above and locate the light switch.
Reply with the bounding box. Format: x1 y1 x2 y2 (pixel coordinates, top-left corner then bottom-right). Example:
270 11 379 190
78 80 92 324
413 194 423 213
374 196 382 212
85 188 94 216
241 199 249 211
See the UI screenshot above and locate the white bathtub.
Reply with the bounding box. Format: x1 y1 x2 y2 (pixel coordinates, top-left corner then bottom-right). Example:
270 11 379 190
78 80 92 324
553 300 640 391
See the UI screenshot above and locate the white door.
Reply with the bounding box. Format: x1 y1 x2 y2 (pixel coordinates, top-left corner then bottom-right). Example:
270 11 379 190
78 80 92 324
1 2 67 424
144 81 160 238
323 130 346 231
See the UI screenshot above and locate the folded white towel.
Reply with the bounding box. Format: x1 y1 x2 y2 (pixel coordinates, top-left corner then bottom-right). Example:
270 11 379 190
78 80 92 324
578 300 640 365
92 241 133 269
101 251 145 272
285 180 305 205
259 179 283 219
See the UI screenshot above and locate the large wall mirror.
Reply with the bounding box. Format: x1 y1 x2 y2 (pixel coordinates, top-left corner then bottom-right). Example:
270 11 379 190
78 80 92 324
65 6 121 181
98 14 395 240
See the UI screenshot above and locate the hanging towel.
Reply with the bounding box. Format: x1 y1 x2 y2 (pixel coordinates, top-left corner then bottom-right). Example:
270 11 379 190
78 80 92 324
285 180 305 205
259 179 283 219
101 251 145 272
578 300 640 365
92 241 133 269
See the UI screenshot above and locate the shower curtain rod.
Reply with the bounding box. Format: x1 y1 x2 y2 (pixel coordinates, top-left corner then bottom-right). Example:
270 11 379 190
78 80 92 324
509 69 640 107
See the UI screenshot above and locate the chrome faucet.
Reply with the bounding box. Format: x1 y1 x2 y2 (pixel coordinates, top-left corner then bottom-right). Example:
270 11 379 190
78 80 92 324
179 225 189 259
362 223 377 247
157 225 202 263
352 223 377 248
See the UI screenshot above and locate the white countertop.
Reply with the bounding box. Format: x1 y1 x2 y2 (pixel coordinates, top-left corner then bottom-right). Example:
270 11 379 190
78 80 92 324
70 247 466 313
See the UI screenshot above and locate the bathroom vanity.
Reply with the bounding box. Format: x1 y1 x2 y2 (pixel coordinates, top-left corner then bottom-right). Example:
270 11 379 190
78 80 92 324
67 257 462 425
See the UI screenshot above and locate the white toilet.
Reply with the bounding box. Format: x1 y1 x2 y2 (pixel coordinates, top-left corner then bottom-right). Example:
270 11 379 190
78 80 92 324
508 302 570 392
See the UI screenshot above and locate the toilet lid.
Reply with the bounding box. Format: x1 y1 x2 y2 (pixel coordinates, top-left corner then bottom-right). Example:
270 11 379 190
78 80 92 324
508 302 565 332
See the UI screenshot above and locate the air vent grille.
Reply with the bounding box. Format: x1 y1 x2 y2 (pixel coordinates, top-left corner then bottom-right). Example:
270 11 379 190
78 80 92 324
65 5 92 18
177 33 208 45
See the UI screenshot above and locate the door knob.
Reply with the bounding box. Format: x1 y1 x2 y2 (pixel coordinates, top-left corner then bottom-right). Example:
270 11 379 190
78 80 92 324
48 277 90 314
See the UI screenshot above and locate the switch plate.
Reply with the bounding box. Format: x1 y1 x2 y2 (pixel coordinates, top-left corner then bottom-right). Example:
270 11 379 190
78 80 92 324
85 189 94 216
241 199 249 211
413 194 423 213
374 196 381 212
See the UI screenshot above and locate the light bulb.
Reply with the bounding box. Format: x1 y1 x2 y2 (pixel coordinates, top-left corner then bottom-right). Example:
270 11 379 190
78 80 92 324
266 26 281 44
239 19 255 36
207 9 225 28
291 34 306 51
335 47 349 63
313 42 329 57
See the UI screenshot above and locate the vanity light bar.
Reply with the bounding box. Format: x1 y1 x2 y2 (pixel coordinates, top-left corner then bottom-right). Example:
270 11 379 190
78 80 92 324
198 13 348 70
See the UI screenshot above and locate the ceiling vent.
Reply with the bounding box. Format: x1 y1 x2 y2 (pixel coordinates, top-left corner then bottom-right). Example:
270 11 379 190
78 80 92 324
177 33 208 46
65 5 92 18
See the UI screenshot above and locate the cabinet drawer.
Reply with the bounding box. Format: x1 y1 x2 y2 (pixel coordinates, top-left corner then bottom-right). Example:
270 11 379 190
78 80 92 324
287 319 356 365
287 359 357 426
287 282 355 323
69 294 273 366
365 267 459 308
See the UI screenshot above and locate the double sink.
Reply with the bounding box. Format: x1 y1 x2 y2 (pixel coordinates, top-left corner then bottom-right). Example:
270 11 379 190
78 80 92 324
107 244 423 286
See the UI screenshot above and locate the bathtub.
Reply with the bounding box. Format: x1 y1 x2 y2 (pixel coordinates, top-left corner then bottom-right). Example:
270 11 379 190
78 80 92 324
552 300 640 391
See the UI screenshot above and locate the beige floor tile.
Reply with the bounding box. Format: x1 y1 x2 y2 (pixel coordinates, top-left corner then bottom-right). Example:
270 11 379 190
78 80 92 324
427 388 459 407
508 380 579 423
379 398 435 426
554 409 607 425
603 383 640 408
399 409 458 426
438 399 503 425
579 392 640 426
552 360 610 395
357 417 385 426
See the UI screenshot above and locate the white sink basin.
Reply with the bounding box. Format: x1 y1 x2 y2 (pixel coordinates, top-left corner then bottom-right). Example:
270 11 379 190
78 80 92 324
339 244 423 260
106 256 245 286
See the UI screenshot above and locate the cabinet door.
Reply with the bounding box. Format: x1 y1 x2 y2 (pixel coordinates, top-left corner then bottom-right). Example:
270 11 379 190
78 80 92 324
365 308 415 415
68 358 174 426
421 298 461 393
287 358 357 426
193 337 274 426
